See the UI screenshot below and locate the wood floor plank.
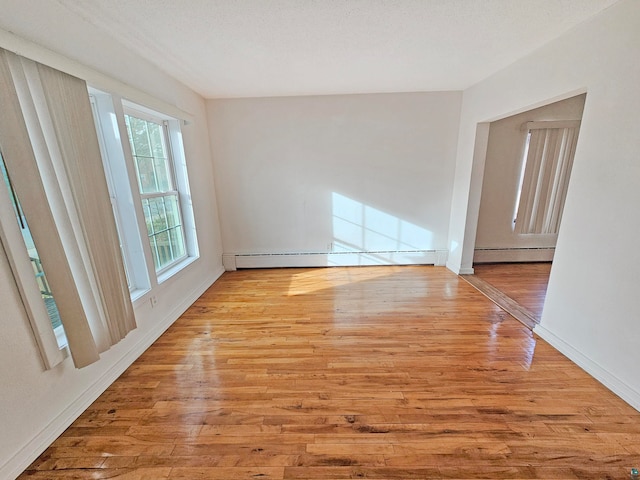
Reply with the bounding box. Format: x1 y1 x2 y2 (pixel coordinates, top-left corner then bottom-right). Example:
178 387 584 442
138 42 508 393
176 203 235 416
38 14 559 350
18 266 640 479
472 262 551 321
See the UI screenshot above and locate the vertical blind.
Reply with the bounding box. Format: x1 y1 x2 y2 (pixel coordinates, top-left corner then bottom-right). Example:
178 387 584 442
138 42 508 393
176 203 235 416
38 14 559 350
515 120 581 235
0 47 136 368
37 63 136 346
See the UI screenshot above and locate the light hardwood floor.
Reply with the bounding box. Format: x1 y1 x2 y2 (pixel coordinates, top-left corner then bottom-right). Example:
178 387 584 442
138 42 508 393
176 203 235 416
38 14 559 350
20 266 639 479
473 263 551 321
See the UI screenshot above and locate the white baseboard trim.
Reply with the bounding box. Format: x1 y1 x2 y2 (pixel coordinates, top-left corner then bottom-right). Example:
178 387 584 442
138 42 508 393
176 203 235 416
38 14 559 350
1 266 225 480
474 247 555 263
229 250 448 269
534 324 640 413
222 253 237 271
445 261 473 275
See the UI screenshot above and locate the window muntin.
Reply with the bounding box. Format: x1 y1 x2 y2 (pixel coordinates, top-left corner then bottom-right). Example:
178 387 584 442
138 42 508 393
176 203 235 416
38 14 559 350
124 112 187 273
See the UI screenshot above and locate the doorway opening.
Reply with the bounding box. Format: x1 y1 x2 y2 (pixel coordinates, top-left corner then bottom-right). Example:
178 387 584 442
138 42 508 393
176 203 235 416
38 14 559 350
468 93 586 329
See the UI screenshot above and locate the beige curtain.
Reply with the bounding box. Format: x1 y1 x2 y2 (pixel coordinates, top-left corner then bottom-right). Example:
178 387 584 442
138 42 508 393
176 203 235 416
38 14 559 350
0 47 136 368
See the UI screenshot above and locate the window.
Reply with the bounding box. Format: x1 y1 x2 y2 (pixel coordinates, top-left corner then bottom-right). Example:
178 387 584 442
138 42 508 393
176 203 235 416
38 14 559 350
514 120 581 235
124 112 187 273
0 151 66 347
89 89 198 291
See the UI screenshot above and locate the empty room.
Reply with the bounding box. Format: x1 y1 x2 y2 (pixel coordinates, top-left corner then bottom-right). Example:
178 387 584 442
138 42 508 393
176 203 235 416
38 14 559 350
0 1 638 479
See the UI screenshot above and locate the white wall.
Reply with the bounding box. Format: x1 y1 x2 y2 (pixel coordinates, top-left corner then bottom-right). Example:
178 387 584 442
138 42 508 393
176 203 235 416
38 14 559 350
0 21 224 480
474 94 585 261
208 92 461 265
447 0 640 408
2 2 639 477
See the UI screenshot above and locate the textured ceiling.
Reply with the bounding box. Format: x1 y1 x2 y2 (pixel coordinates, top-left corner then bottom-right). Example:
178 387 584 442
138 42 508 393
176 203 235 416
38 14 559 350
1 0 620 98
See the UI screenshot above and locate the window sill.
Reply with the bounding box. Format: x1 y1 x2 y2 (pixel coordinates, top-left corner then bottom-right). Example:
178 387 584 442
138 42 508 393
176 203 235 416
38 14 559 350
157 255 199 285
130 287 150 303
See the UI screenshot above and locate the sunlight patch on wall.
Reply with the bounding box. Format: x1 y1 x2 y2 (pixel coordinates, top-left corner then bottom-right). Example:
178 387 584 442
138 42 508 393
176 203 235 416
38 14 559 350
331 192 434 265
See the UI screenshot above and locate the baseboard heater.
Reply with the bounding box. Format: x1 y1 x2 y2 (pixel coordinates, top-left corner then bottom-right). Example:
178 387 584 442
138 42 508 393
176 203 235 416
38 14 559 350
474 247 555 263
223 250 448 271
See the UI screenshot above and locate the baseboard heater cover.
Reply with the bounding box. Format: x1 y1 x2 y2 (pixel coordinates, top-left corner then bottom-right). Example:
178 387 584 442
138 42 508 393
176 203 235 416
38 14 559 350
223 250 448 271
474 247 555 263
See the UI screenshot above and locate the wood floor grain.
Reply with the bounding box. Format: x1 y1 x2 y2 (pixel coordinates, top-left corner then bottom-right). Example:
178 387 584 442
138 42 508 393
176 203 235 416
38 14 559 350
19 266 639 479
473 263 551 321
